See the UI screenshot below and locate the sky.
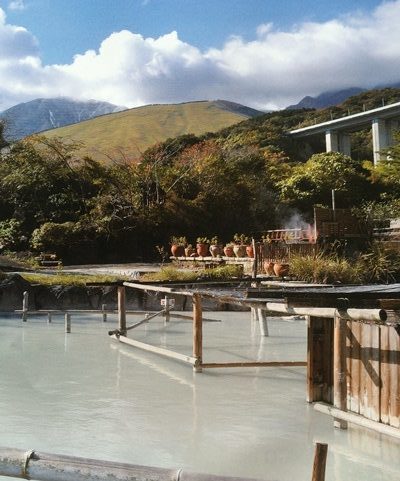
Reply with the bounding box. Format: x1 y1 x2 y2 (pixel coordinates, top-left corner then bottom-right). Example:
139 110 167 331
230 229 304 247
0 0 399 112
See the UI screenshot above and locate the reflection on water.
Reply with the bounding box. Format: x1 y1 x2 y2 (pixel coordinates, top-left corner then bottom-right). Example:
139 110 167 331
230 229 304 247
0 313 399 481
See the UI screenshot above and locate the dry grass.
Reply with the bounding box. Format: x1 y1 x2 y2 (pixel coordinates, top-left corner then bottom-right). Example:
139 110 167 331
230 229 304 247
141 264 244 282
21 273 127 286
43 101 249 163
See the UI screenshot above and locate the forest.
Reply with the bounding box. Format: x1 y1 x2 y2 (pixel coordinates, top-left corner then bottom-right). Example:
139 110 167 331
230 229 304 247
0 88 399 264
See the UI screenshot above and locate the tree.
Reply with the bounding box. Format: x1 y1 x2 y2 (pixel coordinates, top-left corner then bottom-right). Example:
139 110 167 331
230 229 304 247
0 121 8 149
279 151 372 211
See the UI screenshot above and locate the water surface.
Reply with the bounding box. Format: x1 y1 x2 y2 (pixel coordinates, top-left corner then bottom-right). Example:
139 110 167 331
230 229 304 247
0 312 399 481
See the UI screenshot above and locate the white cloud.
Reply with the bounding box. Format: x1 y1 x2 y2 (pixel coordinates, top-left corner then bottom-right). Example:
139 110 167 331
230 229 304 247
1 1 400 112
8 0 25 11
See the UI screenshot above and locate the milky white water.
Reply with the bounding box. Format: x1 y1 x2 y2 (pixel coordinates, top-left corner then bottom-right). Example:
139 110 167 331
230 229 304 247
0 312 399 481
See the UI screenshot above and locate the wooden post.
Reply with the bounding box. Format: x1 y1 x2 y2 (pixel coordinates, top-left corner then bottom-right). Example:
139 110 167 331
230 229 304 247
311 442 328 481
65 313 71 333
252 238 257 279
193 294 203 373
257 308 269 337
102 304 107 322
118 286 126 336
22 291 28 322
164 296 170 324
333 313 348 429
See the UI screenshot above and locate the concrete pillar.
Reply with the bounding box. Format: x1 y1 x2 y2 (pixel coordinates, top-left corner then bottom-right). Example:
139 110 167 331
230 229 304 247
326 130 351 157
339 133 351 157
372 118 389 165
325 130 339 152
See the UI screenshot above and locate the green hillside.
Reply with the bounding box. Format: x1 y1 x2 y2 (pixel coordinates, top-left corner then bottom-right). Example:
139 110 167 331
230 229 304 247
42 100 261 162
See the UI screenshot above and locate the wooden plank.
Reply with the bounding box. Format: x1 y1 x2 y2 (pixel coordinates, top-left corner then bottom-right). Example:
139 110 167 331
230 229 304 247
389 326 400 428
349 322 361 414
370 324 381 422
112 335 197 365
359 323 370 418
333 314 348 428
201 361 307 368
380 325 390 424
346 321 352 411
307 317 333 403
322 317 333 404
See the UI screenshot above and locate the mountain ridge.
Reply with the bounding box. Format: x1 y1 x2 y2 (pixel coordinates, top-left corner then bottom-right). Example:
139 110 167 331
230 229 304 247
0 97 126 140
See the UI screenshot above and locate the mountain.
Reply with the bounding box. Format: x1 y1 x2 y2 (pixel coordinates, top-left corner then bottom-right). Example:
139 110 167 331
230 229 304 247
0 97 125 140
41 100 263 162
287 87 366 110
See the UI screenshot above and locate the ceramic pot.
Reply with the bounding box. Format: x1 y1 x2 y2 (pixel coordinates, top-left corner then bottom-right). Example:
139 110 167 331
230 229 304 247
171 244 185 257
209 244 222 257
223 246 234 257
196 243 209 257
263 261 275 276
233 245 247 258
273 263 289 277
246 245 254 258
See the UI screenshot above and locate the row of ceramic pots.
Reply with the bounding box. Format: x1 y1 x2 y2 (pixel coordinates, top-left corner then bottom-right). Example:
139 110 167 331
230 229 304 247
263 261 290 277
171 243 255 258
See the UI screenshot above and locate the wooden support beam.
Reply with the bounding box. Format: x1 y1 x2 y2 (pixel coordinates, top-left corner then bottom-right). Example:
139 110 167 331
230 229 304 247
112 335 197 365
200 361 307 368
118 286 126 336
311 443 328 481
170 312 221 322
333 313 348 429
193 293 203 372
314 402 400 440
64 313 71 333
22 291 28 322
123 282 193 297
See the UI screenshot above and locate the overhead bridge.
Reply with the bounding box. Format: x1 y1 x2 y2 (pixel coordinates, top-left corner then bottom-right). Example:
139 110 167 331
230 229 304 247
289 101 400 164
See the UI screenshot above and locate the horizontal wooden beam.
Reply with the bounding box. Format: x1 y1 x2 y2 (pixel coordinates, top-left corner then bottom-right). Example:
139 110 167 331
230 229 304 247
111 334 197 366
170 312 221 322
201 361 307 368
314 402 400 440
123 282 194 297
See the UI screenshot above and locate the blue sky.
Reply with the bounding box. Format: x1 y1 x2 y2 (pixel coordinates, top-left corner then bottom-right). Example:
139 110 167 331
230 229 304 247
0 0 399 111
2 0 383 65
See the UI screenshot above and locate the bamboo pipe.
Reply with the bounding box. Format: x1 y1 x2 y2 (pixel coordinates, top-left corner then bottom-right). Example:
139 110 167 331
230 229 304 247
264 303 387 323
0 447 268 481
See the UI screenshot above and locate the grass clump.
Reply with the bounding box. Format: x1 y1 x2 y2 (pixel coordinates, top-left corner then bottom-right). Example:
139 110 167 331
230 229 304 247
141 264 244 282
289 243 400 284
289 254 363 284
21 273 126 286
